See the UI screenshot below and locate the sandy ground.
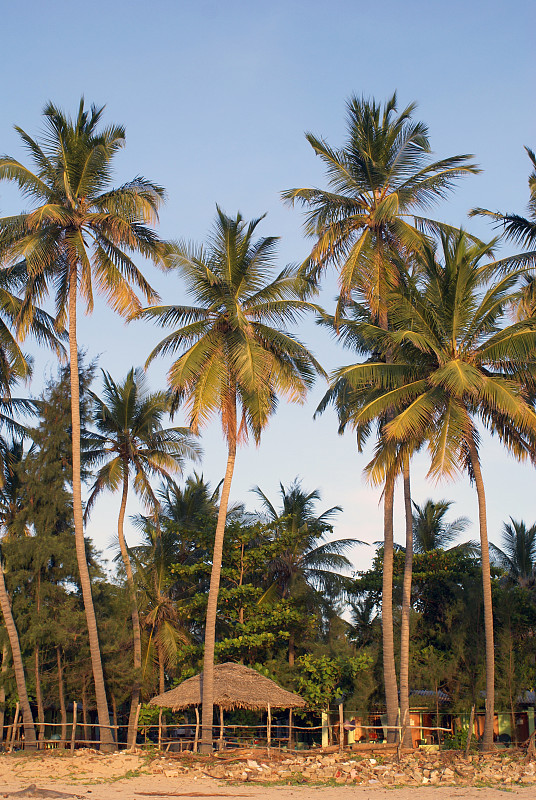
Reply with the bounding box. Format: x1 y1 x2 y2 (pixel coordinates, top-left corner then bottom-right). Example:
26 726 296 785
0 753 535 800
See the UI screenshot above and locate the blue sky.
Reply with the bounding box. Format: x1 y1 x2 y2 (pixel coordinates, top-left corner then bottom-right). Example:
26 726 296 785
1 0 534 570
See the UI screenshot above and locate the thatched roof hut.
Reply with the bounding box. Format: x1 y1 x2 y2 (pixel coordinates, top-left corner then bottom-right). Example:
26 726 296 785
150 662 306 711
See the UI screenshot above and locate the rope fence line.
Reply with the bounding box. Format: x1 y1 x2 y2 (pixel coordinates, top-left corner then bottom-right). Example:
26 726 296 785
1 699 526 753
0 708 488 753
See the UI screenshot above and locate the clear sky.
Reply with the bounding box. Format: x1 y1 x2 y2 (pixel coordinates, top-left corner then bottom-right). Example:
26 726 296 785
1 0 534 572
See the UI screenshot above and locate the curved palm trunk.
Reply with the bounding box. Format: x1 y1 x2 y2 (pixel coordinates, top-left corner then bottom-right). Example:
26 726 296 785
382 472 398 743
117 469 142 749
0 562 36 747
0 642 8 744
467 433 495 751
200 434 237 753
68 276 115 751
400 459 413 748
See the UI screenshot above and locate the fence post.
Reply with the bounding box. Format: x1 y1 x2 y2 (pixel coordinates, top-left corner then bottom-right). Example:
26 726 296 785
288 708 293 751
10 703 19 751
130 703 141 751
158 709 163 750
465 706 475 757
338 703 344 752
70 702 77 754
218 706 224 751
267 703 271 755
194 706 199 753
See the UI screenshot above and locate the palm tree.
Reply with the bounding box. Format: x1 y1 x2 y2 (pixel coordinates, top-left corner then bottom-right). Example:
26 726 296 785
252 478 358 664
333 230 536 749
491 518 536 587
142 207 324 750
85 367 199 747
130 513 193 697
413 500 471 553
283 92 479 736
0 99 166 749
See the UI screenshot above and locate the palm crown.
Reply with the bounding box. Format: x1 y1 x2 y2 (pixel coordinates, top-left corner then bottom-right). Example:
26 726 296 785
283 92 479 317
143 207 324 442
335 231 536 480
86 368 200 514
491 517 536 587
252 478 357 599
0 98 165 329
412 499 471 553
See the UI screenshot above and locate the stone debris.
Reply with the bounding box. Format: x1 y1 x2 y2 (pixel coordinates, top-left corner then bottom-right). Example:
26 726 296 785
148 750 536 786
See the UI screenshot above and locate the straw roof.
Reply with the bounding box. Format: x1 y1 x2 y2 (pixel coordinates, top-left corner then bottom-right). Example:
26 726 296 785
150 662 306 711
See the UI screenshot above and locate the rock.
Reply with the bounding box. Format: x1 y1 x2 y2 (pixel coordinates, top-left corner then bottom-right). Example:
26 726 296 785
163 770 179 778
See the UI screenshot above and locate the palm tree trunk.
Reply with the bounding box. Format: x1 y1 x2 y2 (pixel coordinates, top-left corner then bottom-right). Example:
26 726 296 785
157 641 167 740
467 432 495 751
400 459 413 748
200 430 237 752
57 647 67 748
0 561 36 747
382 471 398 743
379 299 399 744
288 632 295 667
34 647 45 746
68 274 114 751
158 641 165 695
0 642 8 744
117 469 142 749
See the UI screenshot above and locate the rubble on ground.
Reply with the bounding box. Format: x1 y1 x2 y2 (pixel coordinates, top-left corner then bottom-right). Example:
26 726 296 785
148 749 536 786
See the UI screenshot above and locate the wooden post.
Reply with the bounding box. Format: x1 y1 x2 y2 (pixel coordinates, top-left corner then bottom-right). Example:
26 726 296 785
70 702 77 753
465 706 475 757
10 703 19 751
158 709 163 750
288 708 293 751
267 703 271 755
131 703 141 751
194 706 200 753
338 703 344 752
218 706 224 751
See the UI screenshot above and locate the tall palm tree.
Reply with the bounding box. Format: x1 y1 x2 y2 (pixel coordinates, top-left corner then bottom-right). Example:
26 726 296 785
0 440 36 748
252 478 358 664
0 99 166 749
142 207 324 750
412 499 471 553
283 93 479 736
333 230 536 749
491 518 536 587
85 367 199 747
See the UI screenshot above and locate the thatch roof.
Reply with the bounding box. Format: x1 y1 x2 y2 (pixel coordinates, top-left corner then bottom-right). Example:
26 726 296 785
150 662 306 711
